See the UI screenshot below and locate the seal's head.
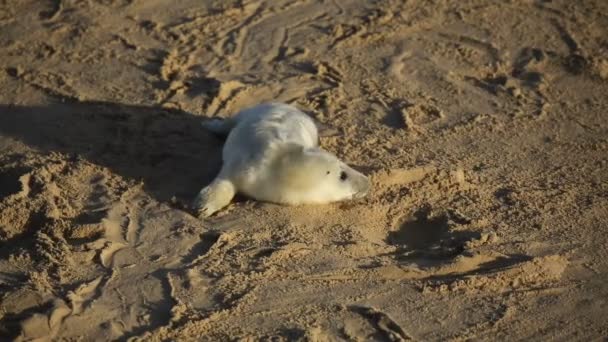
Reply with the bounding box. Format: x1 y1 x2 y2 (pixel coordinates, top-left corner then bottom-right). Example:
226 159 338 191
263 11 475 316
271 145 370 205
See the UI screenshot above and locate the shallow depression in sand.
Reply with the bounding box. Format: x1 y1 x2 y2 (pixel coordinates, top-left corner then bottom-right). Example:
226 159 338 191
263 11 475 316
387 207 482 266
0 167 30 200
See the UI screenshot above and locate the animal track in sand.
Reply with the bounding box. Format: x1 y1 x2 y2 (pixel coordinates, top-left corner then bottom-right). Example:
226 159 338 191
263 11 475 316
421 254 569 295
348 305 415 341
181 232 221 265
372 166 436 188
370 166 471 207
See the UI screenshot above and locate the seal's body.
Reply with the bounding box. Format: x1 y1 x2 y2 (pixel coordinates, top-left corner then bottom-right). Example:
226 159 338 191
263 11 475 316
193 103 370 217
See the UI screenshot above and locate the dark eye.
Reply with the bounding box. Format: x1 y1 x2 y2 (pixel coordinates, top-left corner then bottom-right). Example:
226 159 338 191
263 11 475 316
340 171 348 181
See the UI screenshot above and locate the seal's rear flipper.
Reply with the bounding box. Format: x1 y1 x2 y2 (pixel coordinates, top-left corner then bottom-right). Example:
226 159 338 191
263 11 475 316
202 117 236 136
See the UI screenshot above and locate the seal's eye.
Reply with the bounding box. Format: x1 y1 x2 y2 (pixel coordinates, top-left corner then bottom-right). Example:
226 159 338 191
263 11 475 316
340 171 348 181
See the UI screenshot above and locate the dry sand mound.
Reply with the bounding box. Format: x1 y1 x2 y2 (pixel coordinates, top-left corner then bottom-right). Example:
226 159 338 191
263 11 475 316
1 0 607 340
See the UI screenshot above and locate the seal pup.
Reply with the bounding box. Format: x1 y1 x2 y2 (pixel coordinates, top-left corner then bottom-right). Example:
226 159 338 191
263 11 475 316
193 102 370 217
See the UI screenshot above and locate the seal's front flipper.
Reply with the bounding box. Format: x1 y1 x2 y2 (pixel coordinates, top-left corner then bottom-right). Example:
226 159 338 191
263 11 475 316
192 178 236 218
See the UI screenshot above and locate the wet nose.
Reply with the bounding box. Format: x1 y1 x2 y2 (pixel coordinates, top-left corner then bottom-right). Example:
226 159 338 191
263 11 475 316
355 175 371 198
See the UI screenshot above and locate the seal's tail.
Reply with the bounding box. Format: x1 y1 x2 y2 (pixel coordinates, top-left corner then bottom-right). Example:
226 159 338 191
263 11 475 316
201 117 236 136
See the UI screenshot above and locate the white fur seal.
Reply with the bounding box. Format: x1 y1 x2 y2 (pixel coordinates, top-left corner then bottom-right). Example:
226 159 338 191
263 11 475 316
193 102 370 217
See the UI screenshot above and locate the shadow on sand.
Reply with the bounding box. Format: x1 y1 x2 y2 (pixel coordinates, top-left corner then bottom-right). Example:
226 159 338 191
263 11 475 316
0 101 224 203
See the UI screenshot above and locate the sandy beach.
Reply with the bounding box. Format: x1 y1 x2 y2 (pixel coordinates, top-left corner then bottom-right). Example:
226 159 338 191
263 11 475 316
1 0 607 340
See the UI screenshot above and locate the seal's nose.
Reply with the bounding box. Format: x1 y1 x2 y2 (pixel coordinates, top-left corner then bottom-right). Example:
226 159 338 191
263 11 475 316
354 175 371 199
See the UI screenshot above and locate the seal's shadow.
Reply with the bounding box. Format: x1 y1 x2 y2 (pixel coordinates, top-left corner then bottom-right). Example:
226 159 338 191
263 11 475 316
0 101 224 203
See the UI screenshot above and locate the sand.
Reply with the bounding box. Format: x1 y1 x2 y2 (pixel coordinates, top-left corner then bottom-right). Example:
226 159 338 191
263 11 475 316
0 0 607 340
